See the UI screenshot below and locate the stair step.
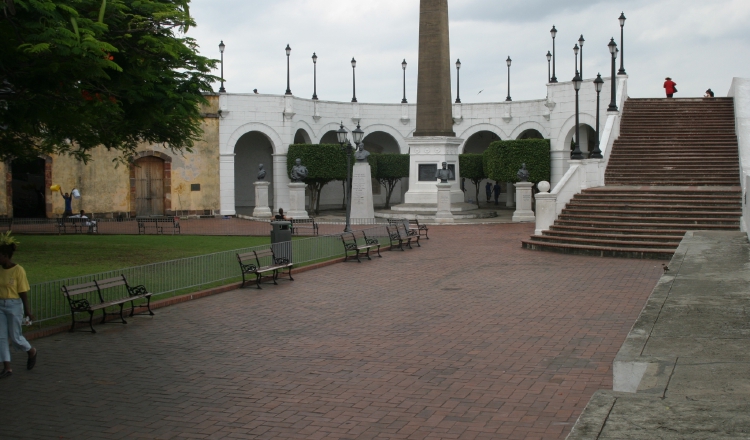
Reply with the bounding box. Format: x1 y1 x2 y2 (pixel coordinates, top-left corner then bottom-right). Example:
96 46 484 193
561 209 741 218
542 230 684 242
528 235 679 250
555 219 739 229
522 239 675 260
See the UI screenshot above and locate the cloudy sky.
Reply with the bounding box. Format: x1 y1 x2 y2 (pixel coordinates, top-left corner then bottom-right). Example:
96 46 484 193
186 0 750 103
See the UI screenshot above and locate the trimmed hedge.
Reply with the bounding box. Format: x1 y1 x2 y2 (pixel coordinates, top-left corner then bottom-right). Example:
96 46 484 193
483 139 550 183
459 154 486 207
372 153 409 209
286 144 377 213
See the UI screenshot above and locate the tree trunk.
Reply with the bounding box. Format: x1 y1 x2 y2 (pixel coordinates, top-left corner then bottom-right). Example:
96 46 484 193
472 179 481 208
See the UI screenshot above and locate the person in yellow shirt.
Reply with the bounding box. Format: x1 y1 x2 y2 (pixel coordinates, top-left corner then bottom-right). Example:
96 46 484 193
0 240 37 378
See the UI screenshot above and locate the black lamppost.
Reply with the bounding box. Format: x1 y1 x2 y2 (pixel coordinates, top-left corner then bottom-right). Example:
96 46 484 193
455 59 462 103
550 26 558 83
218 41 226 93
401 59 408 103
505 56 512 102
590 74 604 159
312 53 318 100
607 38 618 112
618 12 627 75
573 44 579 74
351 57 357 103
578 35 585 78
336 122 365 233
285 44 292 95
571 71 583 160
546 51 552 83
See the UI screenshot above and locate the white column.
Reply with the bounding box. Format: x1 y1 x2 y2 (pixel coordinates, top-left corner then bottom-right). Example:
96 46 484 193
219 153 236 216
253 181 272 218
505 181 515 207
534 181 555 235
512 182 535 222
272 154 290 211
435 183 455 223
287 183 309 219
550 150 566 188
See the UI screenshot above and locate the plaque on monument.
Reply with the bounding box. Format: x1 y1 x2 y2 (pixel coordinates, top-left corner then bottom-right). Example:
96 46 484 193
419 164 438 181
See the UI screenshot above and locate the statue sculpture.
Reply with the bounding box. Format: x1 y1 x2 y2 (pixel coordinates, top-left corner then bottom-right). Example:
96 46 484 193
354 143 370 162
290 158 309 182
517 163 530 182
435 162 454 183
257 163 266 181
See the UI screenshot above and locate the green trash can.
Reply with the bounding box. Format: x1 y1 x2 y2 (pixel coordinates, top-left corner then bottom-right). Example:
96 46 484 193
270 221 292 262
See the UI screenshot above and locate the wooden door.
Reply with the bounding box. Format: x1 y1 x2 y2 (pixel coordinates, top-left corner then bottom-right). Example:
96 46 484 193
134 156 164 216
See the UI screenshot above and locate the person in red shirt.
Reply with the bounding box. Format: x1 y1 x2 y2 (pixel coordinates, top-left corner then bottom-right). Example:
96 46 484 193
664 77 677 98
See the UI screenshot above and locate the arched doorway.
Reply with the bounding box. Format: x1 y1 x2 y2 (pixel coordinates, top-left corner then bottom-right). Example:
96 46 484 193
319 130 339 144
133 156 166 216
517 129 544 140
293 129 311 144
463 130 501 154
564 124 597 156
11 158 47 218
235 131 274 216
462 130 502 206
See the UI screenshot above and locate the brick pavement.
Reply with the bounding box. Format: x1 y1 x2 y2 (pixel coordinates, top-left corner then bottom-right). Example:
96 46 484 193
0 224 662 439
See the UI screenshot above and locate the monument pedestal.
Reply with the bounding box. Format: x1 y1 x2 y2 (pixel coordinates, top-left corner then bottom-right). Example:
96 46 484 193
404 137 464 205
435 182 455 224
350 162 375 220
252 181 272 218
287 182 309 219
512 182 536 222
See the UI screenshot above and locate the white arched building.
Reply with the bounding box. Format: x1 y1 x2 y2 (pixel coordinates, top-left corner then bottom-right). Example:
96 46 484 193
218 76 628 215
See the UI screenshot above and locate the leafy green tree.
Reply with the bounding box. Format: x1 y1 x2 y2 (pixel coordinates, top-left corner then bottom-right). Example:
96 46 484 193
0 0 217 163
287 144 346 215
458 154 486 208
373 154 409 209
484 139 551 184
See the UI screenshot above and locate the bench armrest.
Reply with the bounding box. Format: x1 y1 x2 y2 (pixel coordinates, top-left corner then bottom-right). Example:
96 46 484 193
274 257 291 265
344 243 358 251
365 238 379 245
69 298 91 311
240 263 258 273
127 285 150 297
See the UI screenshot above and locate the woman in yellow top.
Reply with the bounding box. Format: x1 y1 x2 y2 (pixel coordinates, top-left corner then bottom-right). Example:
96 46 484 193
0 241 37 378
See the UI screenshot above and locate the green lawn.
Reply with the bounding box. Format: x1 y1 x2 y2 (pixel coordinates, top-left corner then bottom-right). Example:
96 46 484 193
14 235 270 283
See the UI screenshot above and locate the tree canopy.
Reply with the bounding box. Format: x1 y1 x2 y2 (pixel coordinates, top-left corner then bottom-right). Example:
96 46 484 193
0 0 218 163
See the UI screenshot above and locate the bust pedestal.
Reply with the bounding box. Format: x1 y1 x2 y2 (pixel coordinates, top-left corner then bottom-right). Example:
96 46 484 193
252 181 272 218
435 182 455 223
287 182 309 219
350 162 375 220
512 182 535 222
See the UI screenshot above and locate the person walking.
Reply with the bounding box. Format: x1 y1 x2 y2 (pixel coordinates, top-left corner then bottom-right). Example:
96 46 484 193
493 182 501 205
0 235 37 379
664 77 677 98
485 182 492 204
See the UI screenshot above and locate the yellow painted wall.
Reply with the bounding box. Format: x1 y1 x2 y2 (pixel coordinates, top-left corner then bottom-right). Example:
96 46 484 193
12 95 220 218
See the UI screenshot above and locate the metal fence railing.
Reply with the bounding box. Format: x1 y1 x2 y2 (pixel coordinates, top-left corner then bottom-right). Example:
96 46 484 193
28 225 391 325
7 216 390 236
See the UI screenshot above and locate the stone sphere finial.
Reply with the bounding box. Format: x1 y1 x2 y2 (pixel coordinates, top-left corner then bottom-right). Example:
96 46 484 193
537 181 551 193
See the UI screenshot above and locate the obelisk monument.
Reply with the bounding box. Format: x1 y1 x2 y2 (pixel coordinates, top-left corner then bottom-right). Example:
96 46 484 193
404 0 464 205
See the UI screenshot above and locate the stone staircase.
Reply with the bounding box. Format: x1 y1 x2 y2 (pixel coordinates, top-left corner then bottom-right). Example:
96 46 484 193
523 98 742 259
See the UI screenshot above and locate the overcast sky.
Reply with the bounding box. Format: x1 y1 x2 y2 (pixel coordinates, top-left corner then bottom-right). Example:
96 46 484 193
186 0 750 103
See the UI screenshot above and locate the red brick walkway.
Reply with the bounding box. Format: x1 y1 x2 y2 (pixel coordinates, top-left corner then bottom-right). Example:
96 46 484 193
0 224 662 439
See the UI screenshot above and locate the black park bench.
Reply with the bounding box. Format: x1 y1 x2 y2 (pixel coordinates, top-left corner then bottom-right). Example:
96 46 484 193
290 218 319 236
341 230 381 262
386 225 412 251
61 275 154 333
236 248 294 289
137 217 180 235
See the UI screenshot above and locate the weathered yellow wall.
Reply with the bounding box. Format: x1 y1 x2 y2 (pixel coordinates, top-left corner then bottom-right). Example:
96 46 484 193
34 95 220 217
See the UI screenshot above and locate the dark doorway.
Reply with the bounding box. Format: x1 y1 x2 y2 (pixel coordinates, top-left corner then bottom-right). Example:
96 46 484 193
12 158 46 218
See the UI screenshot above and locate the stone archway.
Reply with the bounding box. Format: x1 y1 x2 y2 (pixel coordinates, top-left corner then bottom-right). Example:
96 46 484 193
463 130 501 154
319 130 339 144
130 151 172 217
563 124 597 156
234 131 274 215
517 129 544 140
293 129 312 144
